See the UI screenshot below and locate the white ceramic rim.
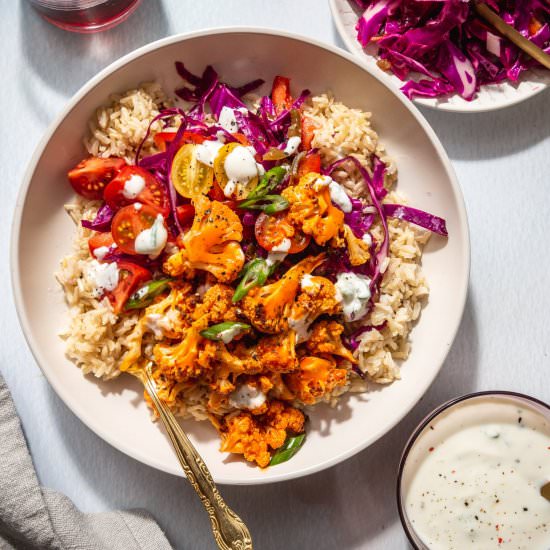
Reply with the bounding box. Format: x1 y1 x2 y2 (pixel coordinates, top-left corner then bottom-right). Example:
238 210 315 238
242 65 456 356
11 27 470 484
329 0 550 114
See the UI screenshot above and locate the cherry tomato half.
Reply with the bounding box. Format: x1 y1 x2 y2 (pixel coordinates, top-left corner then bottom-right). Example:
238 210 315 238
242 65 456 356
111 203 165 255
104 166 170 217
175 204 195 227
68 157 126 200
106 261 151 314
255 212 310 253
88 232 115 259
171 143 214 199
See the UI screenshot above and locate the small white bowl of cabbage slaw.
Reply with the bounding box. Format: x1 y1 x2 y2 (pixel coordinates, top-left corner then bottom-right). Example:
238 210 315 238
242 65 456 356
330 0 550 113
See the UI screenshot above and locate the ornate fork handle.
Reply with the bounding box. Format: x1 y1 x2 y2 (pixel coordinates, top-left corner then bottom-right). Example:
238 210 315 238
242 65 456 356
139 365 253 550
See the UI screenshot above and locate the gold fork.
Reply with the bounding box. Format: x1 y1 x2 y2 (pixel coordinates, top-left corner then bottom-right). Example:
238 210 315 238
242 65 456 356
128 362 253 550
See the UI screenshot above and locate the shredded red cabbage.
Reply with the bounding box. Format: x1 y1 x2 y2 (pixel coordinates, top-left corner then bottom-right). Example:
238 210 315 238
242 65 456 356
354 1 550 101
175 62 264 118
383 204 448 236
81 203 115 232
324 156 389 293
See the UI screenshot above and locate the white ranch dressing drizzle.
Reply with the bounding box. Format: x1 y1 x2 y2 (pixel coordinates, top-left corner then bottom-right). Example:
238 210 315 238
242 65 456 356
122 174 145 200
334 272 371 321
217 325 243 344
229 384 266 410
86 260 119 298
134 214 167 259
223 145 264 198
196 140 224 167
218 106 248 133
265 238 291 266
283 136 301 155
313 175 352 213
404 398 550 550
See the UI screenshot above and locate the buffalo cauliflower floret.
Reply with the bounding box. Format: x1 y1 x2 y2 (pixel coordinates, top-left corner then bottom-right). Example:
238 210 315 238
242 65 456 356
163 196 245 282
343 224 371 266
282 173 344 245
286 356 348 405
305 320 357 364
142 283 196 340
191 283 238 329
153 326 218 382
219 400 305 467
255 331 298 373
242 254 325 334
288 275 342 342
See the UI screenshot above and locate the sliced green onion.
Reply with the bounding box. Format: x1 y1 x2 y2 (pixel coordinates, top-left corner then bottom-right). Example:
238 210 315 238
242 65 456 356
238 194 289 215
232 258 270 302
125 279 171 310
200 321 251 342
269 433 306 466
244 166 287 201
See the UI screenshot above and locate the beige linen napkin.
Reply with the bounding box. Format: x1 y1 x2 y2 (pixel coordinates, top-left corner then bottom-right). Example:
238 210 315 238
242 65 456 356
0 371 173 550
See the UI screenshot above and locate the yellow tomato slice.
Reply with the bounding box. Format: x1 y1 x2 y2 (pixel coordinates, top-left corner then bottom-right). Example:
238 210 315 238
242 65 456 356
171 143 214 199
213 142 259 200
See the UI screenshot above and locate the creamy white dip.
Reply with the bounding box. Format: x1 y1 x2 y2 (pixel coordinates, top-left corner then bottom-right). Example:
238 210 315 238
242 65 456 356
122 174 145 200
403 396 550 550
134 214 167 259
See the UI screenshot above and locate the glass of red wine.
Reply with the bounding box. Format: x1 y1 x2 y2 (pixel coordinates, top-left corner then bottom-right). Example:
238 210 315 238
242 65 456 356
27 0 141 33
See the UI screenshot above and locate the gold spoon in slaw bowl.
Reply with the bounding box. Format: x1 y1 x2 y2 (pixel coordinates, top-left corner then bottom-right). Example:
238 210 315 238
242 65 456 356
124 361 253 550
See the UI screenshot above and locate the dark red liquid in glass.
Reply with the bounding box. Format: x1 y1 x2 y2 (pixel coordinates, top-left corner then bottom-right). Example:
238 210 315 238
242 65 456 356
30 0 140 33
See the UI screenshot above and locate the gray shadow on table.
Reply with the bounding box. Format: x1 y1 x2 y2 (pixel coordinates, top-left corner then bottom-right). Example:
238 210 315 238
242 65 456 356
44 290 479 550
420 88 550 161
18 0 169 123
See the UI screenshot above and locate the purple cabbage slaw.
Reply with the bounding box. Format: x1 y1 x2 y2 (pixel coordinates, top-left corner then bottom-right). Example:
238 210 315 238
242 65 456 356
324 155 448 294
353 0 550 100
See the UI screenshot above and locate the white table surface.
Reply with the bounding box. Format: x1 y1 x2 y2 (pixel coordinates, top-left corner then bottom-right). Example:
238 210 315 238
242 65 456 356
2 1 549 549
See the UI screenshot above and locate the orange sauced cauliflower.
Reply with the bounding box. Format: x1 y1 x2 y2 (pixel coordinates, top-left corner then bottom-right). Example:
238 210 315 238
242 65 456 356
285 356 348 405
191 283 238 328
153 326 217 382
305 320 357 364
343 224 371 266
219 400 305 468
282 172 345 245
164 195 245 282
288 275 342 341
242 254 325 333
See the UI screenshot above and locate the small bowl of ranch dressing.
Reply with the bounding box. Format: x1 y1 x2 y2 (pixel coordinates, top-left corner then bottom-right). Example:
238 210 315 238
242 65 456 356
397 392 550 549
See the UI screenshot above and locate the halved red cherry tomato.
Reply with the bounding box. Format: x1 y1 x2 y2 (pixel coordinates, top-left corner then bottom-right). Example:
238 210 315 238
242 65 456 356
68 157 126 200
297 153 321 178
255 212 310 253
176 204 195 227
153 131 208 152
111 204 165 255
105 261 151 314
104 166 170 217
271 76 293 115
88 232 115 259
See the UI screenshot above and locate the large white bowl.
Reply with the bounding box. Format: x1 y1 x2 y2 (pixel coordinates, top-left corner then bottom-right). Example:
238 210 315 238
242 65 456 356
11 28 469 485
330 0 550 113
